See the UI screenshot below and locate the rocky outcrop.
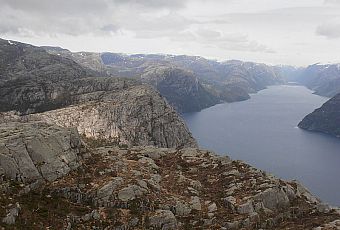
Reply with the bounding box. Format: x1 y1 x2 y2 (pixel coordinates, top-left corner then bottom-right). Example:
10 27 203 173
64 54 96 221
0 121 84 185
23 85 197 148
2 146 338 229
298 93 340 137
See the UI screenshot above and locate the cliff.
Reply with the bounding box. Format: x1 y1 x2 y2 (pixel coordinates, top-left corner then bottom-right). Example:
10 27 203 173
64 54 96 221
298 93 340 137
27 85 197 148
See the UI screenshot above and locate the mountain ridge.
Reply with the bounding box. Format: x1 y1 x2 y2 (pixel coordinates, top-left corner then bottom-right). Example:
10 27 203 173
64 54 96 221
43 46 285 113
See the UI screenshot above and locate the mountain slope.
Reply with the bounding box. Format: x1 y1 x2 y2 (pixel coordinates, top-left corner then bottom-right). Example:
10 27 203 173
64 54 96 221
100 53 284 102
0 39 197 148
44 48 284 112
140 66 220 112
297 63 340 97
44 49 221 113
298 93 340 137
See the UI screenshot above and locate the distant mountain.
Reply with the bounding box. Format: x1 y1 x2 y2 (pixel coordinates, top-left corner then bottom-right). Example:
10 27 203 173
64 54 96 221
273 65 304 83
100 53 285 100
296 63 340 97
140 66 220 112
44 47 285 112
298 93 340 138
0 39 103 113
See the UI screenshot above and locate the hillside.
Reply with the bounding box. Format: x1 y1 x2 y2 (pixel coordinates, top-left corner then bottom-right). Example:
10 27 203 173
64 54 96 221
298 93 340 138
297 63 340 97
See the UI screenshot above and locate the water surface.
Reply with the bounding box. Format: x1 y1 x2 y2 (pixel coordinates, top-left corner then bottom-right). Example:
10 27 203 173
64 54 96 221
183 85 340 206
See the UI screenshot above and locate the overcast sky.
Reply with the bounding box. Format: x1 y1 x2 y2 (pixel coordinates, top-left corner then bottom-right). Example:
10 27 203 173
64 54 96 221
1 0 340 66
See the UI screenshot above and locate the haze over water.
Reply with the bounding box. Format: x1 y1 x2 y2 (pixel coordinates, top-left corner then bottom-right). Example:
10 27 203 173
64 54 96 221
183 85 340 206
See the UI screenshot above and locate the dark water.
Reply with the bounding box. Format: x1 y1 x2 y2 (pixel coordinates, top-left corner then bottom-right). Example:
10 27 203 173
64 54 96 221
183 85 340 206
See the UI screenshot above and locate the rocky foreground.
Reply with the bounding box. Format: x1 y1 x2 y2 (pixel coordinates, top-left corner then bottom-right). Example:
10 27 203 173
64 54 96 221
1 121 339 229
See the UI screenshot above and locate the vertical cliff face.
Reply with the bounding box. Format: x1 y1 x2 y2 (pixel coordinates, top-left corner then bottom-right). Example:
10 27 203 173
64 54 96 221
28 85 197 148
298 93 340 137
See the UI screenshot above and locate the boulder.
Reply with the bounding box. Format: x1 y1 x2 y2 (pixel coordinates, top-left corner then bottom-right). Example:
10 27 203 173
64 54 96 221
118 185 147 202
190 196 202 211
96 177 123 201
0 122 83 184
2 203 20 225
237 201 254 214
253 187 290 211
149 210 177 230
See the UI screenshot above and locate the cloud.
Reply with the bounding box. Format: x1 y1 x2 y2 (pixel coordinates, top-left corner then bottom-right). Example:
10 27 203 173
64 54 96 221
196 29 222 40
316 21 340 38
192 28 274 53
0 0 190 37
170 25 274 53
113 0 186 10
3 0 340 65
324 0 340 5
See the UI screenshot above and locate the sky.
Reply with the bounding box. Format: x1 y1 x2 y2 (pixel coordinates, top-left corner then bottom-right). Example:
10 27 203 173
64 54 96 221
0 0 340 66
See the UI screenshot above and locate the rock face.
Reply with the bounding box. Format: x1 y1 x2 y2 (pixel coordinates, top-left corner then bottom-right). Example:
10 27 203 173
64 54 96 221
26 85 197 148
1 146 338 229
298 93 340 137
0 121 83 184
